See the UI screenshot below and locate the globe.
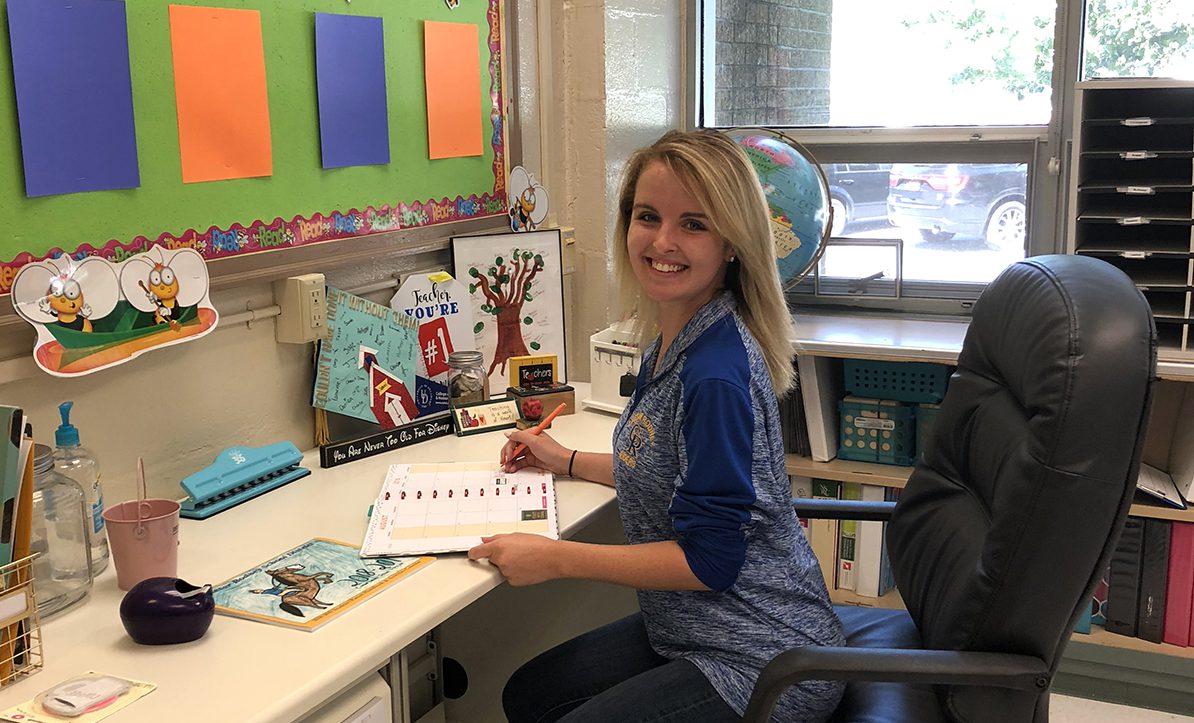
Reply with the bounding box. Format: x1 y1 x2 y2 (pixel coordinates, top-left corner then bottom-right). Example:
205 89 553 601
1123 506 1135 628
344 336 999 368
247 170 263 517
728 131 831 288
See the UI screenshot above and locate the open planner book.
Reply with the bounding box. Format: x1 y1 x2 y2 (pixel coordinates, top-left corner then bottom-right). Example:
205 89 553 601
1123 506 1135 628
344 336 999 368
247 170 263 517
361 462 559 556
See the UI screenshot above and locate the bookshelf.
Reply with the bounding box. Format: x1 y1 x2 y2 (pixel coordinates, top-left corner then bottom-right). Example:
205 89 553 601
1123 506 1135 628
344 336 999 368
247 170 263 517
830 593 1194 663
827 591 1194 663
1078 625 1194 660
1128 500 1194 524
789 313 1194 712
830 587 905 610
787 452 1194 524
785 454 911 488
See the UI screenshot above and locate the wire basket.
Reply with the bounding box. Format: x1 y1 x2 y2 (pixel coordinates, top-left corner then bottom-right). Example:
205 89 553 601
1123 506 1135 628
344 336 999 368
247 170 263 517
0 554 44 687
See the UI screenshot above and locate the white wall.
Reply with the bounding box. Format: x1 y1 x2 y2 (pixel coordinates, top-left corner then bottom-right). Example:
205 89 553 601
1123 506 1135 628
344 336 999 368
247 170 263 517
542 0 685 381
0 250 449 503
0 1 686 510
604 0 685 215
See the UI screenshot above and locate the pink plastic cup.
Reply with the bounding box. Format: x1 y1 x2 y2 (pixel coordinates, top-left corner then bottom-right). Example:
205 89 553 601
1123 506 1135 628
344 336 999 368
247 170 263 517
103 498 180 591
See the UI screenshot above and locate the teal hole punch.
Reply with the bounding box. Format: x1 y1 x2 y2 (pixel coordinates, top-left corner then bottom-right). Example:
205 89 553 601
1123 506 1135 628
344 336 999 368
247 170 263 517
179 441 310 520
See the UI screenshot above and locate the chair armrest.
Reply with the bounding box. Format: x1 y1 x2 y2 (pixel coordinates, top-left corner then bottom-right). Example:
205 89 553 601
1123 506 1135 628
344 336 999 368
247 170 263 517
791 498 896 521
743 647 1050 723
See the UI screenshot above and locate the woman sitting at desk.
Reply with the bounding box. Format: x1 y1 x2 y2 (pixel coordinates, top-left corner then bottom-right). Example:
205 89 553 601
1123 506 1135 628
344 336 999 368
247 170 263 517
468 129 845 722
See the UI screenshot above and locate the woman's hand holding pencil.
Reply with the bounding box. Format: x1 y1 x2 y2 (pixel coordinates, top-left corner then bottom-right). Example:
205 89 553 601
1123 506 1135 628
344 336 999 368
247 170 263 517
509 402 566 458
500 402 569 474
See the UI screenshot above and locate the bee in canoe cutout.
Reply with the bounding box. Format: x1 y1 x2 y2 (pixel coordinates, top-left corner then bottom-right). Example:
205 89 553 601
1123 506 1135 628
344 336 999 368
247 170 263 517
119 246 209 330
10 245 217 377
508 166 549 233
12 256 120 334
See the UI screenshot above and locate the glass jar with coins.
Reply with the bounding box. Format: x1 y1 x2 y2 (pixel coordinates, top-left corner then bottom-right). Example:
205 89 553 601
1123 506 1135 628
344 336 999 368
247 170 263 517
448 350 489 407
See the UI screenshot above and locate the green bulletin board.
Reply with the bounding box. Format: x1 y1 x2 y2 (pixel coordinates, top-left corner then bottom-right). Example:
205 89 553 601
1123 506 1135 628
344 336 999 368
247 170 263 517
0 0 507 293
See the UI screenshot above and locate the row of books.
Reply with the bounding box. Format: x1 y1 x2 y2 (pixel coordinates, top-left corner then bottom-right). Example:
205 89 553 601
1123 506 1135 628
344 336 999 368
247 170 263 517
794 477 1194 648
1091 517 1194 647
794 478 898 598
780 377 812 458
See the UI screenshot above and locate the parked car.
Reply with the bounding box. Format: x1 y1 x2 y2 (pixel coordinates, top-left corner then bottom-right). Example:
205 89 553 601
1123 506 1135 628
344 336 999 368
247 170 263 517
886 163 1027 249
825 163 892 236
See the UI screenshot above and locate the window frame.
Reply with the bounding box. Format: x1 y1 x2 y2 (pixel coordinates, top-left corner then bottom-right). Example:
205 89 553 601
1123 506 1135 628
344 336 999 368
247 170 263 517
687 0 1086 315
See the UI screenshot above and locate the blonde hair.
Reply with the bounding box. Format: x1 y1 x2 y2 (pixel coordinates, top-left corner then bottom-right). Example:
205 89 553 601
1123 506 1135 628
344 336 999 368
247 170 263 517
612 129 797 396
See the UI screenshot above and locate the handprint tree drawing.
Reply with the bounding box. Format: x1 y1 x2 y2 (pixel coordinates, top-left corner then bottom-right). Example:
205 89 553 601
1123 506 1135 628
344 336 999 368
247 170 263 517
467 247 544 375
453 230 567 391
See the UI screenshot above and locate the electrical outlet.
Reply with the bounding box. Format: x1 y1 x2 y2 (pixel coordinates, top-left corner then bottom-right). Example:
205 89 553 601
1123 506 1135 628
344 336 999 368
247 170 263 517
274 273 327 343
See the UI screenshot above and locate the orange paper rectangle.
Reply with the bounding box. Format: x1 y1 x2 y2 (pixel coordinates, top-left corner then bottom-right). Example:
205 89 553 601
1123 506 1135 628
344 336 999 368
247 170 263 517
424 21 483 160
169 5 272 183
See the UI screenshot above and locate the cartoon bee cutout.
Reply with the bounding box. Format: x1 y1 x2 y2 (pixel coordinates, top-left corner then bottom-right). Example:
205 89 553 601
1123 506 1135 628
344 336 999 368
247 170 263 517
119 246 210 329
508 165 549 233
12 256 120 333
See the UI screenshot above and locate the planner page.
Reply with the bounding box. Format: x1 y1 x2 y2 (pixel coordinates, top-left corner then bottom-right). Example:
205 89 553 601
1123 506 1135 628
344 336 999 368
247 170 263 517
362 462 558 556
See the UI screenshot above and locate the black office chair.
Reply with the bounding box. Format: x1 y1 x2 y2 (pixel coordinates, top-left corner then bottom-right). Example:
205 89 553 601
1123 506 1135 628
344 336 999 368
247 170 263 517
745 255 1157 723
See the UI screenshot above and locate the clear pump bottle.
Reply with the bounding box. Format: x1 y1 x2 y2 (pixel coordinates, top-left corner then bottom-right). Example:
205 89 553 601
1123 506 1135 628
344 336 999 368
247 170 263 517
30 444 93 618
52 401 109 575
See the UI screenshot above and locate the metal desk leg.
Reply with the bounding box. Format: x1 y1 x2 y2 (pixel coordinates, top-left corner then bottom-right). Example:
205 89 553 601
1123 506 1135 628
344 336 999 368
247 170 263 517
388 649 412 723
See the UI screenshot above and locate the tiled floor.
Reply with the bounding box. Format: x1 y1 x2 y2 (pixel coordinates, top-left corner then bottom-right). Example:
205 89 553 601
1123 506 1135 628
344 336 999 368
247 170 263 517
1052 695 1194 722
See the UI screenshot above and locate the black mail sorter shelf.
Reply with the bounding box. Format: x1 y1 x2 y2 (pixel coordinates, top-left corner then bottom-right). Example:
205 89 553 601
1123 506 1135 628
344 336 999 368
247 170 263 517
1069 80 1194 353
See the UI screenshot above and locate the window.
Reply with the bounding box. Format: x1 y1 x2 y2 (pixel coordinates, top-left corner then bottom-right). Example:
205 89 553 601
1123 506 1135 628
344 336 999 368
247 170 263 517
695 0 1194 312
707 2 1053 129
1082 2 1194 81
828 161 1028 283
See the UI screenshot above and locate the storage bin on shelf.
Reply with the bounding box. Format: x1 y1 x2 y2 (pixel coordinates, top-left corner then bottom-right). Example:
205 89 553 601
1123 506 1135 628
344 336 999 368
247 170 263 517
843 359 949 404
915 403 940 462
582 322 642 414
837 396 915 466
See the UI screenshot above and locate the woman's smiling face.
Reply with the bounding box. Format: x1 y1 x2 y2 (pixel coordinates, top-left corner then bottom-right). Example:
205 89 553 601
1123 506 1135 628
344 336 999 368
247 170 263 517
627 161 731 325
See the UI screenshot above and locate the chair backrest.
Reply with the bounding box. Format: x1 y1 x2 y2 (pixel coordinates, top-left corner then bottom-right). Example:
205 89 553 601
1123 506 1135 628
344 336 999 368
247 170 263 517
886 254 1156 721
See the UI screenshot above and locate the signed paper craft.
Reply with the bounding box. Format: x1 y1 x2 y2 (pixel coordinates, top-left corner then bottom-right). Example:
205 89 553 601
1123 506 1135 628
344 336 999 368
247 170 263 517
313 287 420 427
451 229 566 394
390 271 476 418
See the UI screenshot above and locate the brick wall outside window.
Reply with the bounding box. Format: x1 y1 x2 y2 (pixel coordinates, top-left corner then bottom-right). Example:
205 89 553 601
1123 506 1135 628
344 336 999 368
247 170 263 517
712 0 832 126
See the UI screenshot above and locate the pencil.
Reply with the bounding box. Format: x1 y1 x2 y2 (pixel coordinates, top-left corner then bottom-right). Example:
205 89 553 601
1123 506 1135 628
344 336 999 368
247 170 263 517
508 402 567 460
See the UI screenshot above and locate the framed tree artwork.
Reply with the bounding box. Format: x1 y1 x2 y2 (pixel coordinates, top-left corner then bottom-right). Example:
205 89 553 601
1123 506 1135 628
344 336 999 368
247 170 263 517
451 229 566 396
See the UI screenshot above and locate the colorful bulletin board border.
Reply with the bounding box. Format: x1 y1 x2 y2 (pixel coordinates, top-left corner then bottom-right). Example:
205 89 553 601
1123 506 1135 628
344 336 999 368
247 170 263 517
0 0 508 295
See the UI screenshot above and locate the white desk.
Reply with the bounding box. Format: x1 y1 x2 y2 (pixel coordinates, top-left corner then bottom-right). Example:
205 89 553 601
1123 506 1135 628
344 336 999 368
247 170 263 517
792 312 969 363
0 390 620 723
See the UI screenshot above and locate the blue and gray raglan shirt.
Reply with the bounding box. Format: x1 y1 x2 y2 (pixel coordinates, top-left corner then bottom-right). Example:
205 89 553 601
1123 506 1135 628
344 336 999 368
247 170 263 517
613 291 846 722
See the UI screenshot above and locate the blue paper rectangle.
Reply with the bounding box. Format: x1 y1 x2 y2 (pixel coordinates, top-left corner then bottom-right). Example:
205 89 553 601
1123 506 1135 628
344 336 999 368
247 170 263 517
315 13 390 169
7 0 140 197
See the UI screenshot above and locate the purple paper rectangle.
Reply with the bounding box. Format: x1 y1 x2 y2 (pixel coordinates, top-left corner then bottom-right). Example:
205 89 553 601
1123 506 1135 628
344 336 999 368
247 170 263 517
7 0 140 197
315 13 390 169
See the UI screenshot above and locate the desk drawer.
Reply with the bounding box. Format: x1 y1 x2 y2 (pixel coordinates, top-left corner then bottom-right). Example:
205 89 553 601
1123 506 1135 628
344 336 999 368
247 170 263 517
298 669 391 723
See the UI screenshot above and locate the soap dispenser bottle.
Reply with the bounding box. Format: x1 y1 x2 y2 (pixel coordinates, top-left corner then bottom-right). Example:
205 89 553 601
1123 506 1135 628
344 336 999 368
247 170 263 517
53 401 109 575
31 443 93 617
